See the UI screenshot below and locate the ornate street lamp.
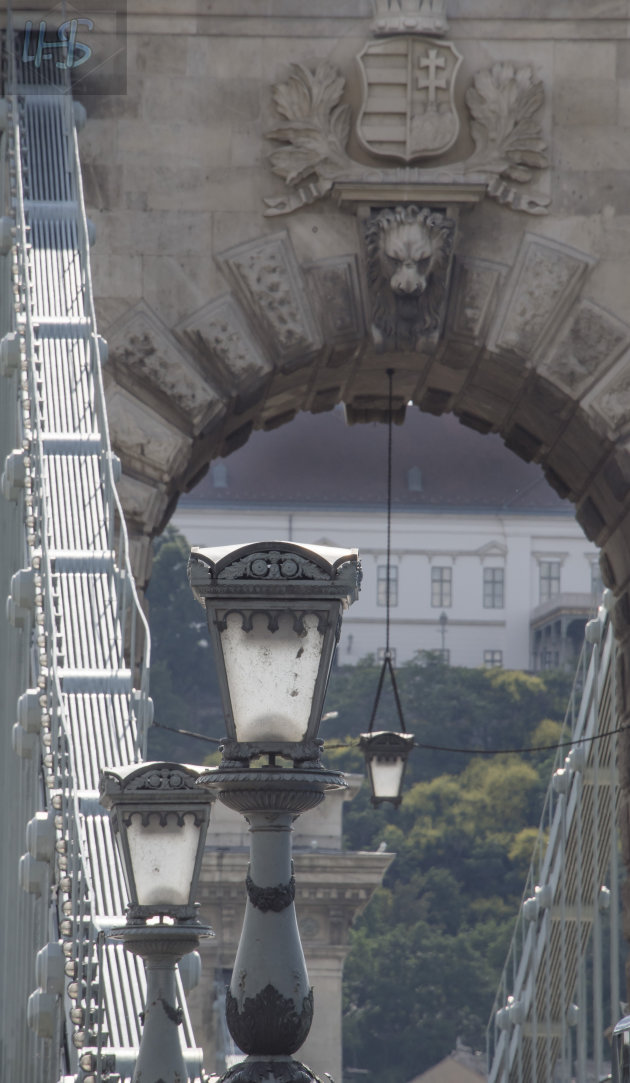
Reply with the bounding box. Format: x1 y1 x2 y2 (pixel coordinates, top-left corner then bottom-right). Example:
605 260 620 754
188 540 360 1083
99 761 214 1083
359 728 414 807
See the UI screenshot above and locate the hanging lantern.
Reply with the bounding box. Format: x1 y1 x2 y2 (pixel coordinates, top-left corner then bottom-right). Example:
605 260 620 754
359 730 414 807
362 370 415 807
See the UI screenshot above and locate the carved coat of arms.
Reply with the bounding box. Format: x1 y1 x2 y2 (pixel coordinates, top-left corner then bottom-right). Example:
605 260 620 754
263 0 550 220
357 36 462 162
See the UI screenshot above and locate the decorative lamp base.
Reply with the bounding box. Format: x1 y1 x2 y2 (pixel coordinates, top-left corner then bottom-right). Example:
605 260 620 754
113 923 213 1083
221 1055 325 1083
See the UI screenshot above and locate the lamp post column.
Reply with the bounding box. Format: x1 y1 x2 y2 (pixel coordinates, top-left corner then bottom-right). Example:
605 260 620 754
121 926 202 1083
188 541 362 1083
199 770 344 1083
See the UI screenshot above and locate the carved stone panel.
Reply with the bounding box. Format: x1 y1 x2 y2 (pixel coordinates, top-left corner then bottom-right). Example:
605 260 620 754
541 301 630 397
105 301 222 434
587 355 630 435
176 294 273 393
304 255 366 346
115 474 169 532
445 256 507 344
106 386 192 483
217 233 323 370
488 235 596 360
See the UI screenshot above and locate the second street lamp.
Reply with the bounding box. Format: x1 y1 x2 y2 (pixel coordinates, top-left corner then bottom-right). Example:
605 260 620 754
99 761 214 1083
188 540 361 1083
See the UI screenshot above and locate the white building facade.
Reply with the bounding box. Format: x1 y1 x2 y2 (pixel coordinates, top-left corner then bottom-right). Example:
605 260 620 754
173 412 600 672
174 502 599 672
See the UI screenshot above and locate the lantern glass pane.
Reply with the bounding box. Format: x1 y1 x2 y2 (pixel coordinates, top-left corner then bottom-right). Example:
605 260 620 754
221 610 325 743
370 756 405 800
126 812 200 906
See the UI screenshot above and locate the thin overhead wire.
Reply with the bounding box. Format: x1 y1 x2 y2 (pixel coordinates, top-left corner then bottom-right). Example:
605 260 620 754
153 719 630 756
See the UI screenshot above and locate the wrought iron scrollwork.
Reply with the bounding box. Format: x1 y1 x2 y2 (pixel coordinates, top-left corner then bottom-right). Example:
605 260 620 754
226 983 314 1056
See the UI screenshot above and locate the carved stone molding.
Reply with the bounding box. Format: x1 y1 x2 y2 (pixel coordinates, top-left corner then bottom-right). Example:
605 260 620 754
303 256 366 349
445 257 507 347
542 301 630 399
217 233 323 370
264 57 550 219
487 234 596 360
105 385 192 484
175 293 273 399
105 300 223 434
588 360 630 437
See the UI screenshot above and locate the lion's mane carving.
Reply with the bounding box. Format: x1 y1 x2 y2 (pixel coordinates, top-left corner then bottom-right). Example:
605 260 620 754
364 206 455 351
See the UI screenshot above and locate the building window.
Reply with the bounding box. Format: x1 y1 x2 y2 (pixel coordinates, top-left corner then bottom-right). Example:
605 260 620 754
210 461 228 488
377 647 397 665
539 561 561 602
431 566 452 608
484 650 503 668
483 567 504 609
377 565 398 607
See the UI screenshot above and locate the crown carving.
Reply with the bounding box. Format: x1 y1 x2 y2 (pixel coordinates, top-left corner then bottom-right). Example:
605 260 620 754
371 0 448 37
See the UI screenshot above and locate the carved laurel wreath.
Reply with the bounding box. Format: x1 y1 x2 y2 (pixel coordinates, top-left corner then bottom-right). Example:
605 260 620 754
265 59 549 217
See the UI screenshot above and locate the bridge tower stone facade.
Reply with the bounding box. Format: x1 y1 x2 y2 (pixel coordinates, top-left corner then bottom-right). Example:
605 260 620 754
77 0 630 990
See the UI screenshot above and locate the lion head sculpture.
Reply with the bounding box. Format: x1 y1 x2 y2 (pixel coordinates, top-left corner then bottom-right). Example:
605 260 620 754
364 206 455 351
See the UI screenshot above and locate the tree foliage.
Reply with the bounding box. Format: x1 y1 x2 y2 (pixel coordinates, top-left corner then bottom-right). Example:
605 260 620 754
331 661 572 1083
145 526 224 762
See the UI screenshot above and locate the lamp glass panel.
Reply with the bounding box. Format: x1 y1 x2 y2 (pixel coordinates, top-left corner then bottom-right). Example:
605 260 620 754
370 756 405 800
220 610 325 743
126 811 200 906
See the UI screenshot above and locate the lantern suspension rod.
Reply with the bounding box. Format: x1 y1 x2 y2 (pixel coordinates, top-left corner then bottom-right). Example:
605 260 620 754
385 367 393 658
367 369 406 736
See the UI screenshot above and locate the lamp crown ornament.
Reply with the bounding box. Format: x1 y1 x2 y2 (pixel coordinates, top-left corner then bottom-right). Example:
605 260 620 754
371 0 448 37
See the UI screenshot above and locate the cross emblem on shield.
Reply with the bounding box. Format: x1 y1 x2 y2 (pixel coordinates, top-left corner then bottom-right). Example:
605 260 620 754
356 36 463 162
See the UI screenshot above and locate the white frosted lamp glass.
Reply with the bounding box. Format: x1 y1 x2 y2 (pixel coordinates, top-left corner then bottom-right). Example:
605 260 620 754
126 812 201 907
370 758 406 801
188 542 361 761
99 762 214 921
220 610 324 744
359 731 414 807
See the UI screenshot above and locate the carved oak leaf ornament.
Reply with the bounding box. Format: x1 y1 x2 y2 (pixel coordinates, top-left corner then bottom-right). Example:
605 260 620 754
265 62 355 212
264 58 550 217
464 63 549 182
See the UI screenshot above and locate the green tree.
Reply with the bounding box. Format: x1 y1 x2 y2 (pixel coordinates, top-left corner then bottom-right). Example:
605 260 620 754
145 526 223 762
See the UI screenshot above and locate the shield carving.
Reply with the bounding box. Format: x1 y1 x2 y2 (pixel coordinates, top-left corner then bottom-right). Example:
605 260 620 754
356 36 463 162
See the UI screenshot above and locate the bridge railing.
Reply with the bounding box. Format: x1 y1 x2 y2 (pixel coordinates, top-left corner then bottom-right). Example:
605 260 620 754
0 28 204 1081
487 592 620 1083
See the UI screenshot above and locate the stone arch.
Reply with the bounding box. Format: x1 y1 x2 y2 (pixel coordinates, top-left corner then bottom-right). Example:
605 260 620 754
104 224 630 599
102 215 630 940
